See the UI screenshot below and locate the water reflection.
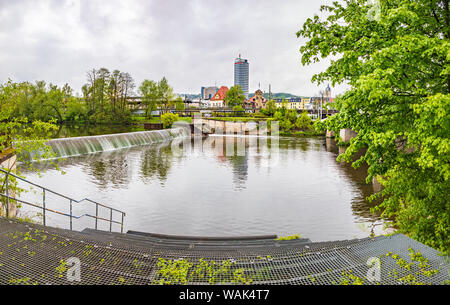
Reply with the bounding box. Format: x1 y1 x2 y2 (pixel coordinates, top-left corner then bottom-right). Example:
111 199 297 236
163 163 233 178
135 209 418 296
140 143 174 184
87 157 131 189
325 138 384 227
19 135 386 241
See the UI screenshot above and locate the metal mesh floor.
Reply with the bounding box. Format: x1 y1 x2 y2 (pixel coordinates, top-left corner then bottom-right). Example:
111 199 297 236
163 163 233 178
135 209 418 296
0 217 448 285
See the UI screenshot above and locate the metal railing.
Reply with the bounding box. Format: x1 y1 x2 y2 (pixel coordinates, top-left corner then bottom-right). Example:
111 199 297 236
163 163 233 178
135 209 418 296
0 168 126 233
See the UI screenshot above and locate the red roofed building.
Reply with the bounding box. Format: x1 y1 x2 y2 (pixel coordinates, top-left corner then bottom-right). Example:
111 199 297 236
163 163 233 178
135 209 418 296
210 86 228 108
245 89 267 110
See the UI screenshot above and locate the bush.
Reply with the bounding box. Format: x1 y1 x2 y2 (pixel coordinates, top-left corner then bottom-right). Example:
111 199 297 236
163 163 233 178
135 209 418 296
232 105 245 117
280 119 293 131
286 109 298 122
161 113 180 128
295 111 312 130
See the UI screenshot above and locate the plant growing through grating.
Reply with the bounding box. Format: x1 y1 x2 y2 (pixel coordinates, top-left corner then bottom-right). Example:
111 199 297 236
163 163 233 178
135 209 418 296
275 234 302 241
153 258 253 285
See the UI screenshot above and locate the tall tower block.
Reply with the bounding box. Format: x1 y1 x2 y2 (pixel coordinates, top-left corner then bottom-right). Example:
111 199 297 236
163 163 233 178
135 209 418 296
234 55 249 98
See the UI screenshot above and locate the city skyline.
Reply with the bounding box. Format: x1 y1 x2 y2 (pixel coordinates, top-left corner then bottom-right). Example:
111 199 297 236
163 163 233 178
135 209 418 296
0 0 348 97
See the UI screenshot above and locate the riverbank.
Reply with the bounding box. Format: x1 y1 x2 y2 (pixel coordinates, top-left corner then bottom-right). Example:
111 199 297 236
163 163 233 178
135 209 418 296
279 130 325 137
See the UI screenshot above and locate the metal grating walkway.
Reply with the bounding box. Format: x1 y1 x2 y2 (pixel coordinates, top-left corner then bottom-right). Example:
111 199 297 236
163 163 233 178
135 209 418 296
0 217 448 285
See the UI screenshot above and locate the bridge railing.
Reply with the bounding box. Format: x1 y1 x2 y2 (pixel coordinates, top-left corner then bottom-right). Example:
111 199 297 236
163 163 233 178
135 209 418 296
0 168 126 233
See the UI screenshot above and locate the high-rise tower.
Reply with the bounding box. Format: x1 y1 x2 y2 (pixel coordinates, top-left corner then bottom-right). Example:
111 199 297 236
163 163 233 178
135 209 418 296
234 55 249 98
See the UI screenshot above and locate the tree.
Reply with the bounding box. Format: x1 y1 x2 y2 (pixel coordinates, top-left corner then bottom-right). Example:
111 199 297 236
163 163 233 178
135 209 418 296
225 85 245 107
158 77 174 112
174 97 185 111
139 80 159 118
262 99 277 116
0 80 60 217
295 111 312 130
298 0 449 253
83 68 134 122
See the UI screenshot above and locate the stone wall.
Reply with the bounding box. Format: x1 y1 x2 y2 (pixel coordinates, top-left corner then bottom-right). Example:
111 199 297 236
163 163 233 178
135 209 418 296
339 128 357 143
200 119 262 134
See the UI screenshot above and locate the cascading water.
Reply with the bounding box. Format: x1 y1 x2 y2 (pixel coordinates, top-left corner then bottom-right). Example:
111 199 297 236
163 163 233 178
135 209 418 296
23 127 190 160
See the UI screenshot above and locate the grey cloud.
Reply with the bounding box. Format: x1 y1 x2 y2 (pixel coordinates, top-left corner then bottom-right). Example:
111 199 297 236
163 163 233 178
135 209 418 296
0 0 348 96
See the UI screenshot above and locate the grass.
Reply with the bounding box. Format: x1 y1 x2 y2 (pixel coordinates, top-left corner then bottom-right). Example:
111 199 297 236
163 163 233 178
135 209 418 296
131 116 192 124
205 117 268 122
279 130 325 137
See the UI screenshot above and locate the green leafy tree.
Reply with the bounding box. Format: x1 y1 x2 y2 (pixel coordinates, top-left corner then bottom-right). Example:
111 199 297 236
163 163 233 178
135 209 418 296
175 97 185 111
286 109 298 122
64 97 87 122
0 80 60 217
298 0 449 253
158 77 174 112
83 68 134 123
295 111 312 130
139 80 160 118
261 99 277 116
225 85 245 107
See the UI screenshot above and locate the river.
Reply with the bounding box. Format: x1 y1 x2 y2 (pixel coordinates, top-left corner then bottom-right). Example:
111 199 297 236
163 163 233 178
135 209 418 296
17 131 386 241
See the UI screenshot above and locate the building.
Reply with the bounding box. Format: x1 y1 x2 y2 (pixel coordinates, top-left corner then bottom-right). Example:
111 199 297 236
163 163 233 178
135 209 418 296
234 55 249 98
201 86 218 100
274 97 306 110
183 98 201 109
246 89 267 110
209 86 229 108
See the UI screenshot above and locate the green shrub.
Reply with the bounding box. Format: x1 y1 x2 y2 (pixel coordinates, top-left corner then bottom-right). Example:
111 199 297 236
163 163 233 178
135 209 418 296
280 119 293 131
232 105 245 117
295 111 312 130
161 113 180 128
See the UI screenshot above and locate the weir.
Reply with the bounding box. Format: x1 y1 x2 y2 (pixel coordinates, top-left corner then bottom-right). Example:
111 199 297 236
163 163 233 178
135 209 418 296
26 127 190 160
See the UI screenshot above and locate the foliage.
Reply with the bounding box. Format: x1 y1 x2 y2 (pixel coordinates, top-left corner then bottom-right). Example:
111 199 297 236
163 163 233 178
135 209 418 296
268 109 301 132
174 97 185 111
260 99 277 116
295 111 312 130
0 80 74 123
154 258 253 285
298 0 450 253
139 79 159 118
158 77 174 110
207 117 266 122
232 105 245 116
82 68 135 123
0 81 61 217
138 77 175 116
225 85 245 107
275 234 302 240
161 113 180 129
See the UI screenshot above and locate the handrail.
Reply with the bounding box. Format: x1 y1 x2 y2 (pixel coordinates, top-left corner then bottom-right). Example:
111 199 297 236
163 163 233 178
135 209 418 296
0 168 126 233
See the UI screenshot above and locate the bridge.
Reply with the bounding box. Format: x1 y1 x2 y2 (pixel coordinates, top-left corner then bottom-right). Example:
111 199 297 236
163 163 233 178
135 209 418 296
126 96 338 119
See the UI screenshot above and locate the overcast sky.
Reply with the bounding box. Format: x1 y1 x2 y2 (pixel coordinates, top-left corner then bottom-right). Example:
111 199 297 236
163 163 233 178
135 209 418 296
0 0 348 97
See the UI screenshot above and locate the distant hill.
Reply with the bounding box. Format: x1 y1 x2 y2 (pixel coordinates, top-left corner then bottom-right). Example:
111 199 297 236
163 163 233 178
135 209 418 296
176 92 309 100
261 93 307 99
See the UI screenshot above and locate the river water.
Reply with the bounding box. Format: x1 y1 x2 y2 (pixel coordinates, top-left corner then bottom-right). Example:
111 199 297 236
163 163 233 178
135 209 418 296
18 134 386 242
